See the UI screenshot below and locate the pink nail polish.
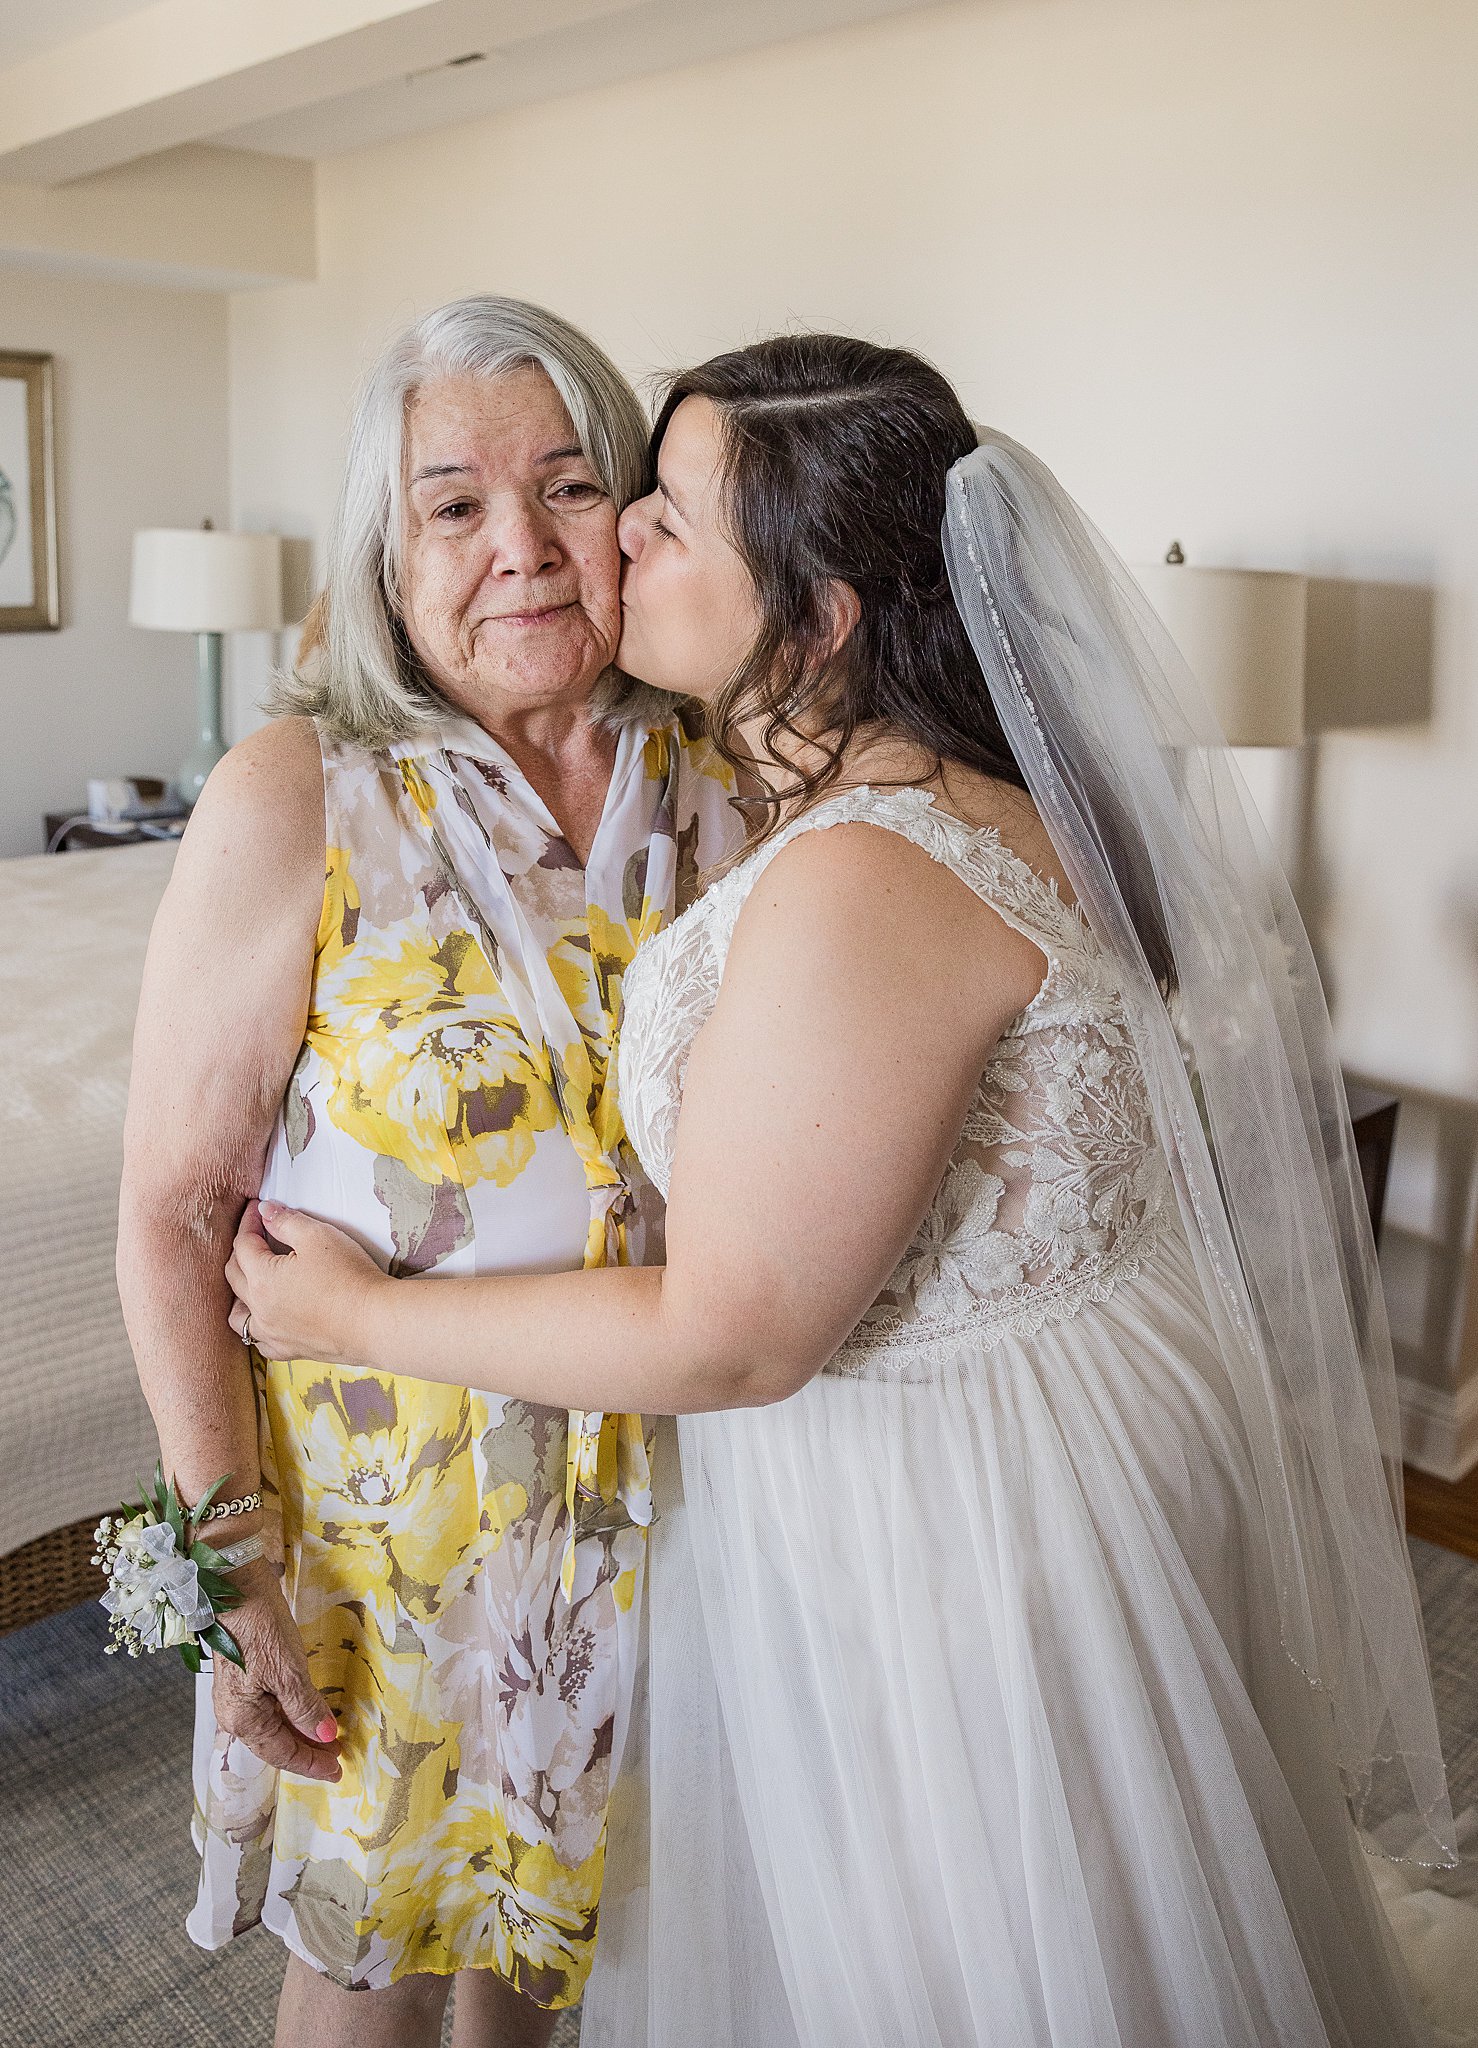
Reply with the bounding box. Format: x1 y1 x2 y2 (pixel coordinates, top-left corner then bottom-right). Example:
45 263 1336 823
316 1716 337 1743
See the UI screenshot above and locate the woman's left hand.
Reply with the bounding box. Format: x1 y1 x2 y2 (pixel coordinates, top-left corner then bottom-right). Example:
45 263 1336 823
227 1199 386 1366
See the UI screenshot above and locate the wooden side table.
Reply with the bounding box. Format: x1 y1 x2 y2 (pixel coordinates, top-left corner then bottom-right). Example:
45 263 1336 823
1344 1081 1398 1247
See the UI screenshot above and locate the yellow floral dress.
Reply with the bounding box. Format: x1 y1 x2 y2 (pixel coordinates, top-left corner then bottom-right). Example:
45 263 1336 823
186 701 736 1999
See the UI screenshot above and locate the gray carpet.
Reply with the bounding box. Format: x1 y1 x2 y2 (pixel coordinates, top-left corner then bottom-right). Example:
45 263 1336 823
1 1539 1474 2047
0 1595 579 2047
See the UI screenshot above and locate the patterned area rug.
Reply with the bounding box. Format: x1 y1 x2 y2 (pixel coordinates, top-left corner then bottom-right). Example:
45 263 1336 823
1 1537 1474 2047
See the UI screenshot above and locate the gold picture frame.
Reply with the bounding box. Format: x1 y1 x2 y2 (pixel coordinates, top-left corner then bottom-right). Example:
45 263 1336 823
0 350 60 632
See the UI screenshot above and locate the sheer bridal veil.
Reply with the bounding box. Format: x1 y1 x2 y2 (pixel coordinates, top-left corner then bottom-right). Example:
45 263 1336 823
944 432 1455 1868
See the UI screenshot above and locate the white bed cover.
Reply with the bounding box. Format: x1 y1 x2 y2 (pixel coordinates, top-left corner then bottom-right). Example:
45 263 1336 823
0 840 175 1556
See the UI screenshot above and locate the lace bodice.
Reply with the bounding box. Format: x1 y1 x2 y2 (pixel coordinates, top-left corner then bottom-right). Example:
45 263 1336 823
618 785 1173 1371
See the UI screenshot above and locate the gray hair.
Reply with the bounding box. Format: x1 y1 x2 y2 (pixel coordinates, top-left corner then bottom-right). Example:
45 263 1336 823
268 295 651 747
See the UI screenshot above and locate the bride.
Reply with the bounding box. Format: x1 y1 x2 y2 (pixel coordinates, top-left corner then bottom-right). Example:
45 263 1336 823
227 332 1468 2046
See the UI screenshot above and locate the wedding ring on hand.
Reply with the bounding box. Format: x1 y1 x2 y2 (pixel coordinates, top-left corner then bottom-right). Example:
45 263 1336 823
240 1311 253 1350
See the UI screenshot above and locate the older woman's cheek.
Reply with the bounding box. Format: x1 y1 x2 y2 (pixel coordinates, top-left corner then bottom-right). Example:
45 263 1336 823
401 539 467 685
576 518 624 663
586 581 624 668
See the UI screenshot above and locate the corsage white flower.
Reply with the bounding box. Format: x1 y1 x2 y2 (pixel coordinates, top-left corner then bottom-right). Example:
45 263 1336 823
93 1465 250 1672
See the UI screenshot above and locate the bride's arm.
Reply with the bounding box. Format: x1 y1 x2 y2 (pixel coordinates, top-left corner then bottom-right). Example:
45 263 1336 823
229 822 1046 1413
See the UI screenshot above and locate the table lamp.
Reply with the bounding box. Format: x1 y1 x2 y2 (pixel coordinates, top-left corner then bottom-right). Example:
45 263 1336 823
1135 544 1307 746
129 524 285 804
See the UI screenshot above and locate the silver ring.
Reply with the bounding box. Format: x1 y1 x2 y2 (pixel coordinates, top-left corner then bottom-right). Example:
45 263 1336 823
240 1311 254 1350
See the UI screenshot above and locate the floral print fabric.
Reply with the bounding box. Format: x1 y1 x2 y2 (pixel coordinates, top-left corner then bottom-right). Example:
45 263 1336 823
186 703 735 1998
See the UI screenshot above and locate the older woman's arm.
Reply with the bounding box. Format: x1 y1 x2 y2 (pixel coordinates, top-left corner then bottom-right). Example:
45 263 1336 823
229 821 1048 1415
118 716 341 1781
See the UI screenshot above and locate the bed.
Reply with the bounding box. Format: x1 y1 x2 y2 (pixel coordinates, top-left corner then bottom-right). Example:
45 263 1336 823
0 840 176 1633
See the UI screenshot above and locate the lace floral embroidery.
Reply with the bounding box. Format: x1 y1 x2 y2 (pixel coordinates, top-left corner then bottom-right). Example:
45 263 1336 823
619 787 1172 1376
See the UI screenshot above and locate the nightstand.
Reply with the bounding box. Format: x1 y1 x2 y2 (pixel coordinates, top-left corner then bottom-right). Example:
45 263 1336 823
44 810 187 853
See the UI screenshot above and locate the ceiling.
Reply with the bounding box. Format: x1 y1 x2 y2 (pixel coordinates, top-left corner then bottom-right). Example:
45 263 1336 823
0 0 149 70
219 0 945 161
0 0 947 183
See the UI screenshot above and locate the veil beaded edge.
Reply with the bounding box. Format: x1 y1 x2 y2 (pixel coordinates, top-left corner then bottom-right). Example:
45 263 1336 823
944 432 1456 1866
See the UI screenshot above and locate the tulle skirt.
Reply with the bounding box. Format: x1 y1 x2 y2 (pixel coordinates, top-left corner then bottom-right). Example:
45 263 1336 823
581 1228 1477 2047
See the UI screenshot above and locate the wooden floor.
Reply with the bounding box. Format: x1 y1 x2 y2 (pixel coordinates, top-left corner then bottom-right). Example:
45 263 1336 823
1405 1461 1478 1563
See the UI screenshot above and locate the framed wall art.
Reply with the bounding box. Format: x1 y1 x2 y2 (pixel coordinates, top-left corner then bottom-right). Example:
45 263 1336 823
0 351 60 632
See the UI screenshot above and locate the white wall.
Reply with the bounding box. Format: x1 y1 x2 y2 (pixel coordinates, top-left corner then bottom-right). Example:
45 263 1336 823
0 264 229 855
226 0 1478 1445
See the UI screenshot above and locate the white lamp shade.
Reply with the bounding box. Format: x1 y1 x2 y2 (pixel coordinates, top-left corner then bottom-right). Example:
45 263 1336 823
130 528 285 633
1134 562 1307 747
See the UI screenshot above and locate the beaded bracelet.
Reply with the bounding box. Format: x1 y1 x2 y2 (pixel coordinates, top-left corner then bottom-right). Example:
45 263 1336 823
193 1490 263 1523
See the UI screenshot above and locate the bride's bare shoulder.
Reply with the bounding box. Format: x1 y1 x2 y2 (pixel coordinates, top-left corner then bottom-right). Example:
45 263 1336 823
836 739 1076 907
727 788 1050 1031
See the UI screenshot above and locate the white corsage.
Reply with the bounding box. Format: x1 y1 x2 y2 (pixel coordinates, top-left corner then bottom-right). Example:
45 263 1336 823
95 1465 253 1672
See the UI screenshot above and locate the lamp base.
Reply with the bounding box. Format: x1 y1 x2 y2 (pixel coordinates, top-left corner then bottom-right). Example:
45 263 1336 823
176 630 228 808
174 739 228 809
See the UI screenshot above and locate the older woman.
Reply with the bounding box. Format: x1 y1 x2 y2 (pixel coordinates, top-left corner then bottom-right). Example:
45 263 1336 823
116 297 736 2048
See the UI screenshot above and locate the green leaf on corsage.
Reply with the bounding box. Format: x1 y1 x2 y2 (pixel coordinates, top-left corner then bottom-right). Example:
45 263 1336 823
201 1621 245 1669
193 1565 242 1613
189 1476 229 1526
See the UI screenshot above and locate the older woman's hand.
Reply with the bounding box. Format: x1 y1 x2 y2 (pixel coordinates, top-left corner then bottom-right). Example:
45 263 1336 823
226 1199 386 1368
213 1560 343 1783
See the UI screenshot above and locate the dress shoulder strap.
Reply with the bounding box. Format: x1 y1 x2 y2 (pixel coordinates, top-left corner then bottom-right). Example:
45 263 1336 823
710 784 1091 967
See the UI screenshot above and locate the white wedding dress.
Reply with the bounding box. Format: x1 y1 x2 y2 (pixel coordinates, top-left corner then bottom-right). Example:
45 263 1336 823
579 783 1473 2048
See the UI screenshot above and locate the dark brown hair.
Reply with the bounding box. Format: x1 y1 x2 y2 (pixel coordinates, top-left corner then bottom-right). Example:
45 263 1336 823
652 333 1026 822
651 332 1175 993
